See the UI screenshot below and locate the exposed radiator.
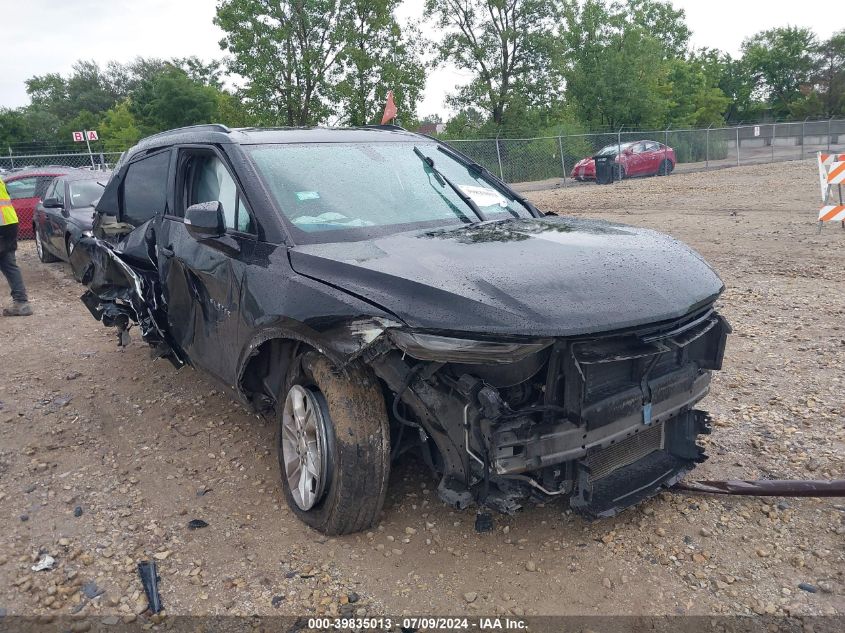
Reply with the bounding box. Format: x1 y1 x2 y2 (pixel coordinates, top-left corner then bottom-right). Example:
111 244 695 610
584 422 664 482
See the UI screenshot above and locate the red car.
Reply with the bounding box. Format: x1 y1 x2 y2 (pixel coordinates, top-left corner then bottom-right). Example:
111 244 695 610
2 166 77 239
571 140 676 181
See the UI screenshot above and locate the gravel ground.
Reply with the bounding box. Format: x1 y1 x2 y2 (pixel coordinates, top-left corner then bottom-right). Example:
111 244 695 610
0 160 843 622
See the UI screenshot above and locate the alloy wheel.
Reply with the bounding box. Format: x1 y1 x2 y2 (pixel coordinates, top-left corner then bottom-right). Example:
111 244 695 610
281 385 330 510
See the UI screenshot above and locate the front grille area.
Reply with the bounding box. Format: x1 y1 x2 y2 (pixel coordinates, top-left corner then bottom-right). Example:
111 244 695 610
552 310 730 431
584 422 664 482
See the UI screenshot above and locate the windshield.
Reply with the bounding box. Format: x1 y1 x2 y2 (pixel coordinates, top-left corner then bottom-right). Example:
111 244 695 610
248 142 531 244
596 143 634 156
69 180 106 208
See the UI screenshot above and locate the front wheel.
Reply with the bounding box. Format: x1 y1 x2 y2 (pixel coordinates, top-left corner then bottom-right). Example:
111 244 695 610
276 351 390 535
658 159 674 176
34 226 59 263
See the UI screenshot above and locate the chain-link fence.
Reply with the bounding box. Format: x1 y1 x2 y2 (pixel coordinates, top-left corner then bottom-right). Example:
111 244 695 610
2 117 844 195
0 151 122 172
449 118 845 188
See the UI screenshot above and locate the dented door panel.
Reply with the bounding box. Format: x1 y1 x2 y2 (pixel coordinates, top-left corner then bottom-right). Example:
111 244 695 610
157 217 255 385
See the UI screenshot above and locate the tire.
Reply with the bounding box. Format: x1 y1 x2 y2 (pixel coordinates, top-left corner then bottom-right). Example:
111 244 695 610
34 226 59 263
658 159 674 176
276 351 390 535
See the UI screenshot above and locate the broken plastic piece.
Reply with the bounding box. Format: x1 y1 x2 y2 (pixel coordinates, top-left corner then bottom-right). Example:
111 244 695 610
137 560 163 614
187 519 209 530
82 581 104 599
31 555 55 572
675 479 845 497
474 511 494 533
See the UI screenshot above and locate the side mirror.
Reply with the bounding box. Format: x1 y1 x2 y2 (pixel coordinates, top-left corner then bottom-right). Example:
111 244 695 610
623 148 633 155
43 197 62 209
185 201 225 239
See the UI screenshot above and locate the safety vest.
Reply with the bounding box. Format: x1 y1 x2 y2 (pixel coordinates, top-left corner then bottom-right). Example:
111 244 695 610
0 180 18 226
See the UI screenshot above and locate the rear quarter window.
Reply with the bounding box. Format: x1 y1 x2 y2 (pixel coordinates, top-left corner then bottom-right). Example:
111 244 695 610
122 152 170 226
5 177 38 200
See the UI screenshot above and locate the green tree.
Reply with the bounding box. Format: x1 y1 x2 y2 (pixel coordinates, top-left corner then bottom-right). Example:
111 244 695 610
424 0 564 127
742 27 818 118
26 61 122 124
25 73 67 114
215 0 424 126
626 0 690 57
442 108 486 138
215 0 349 125
130 66 219 135
562 3 668 129
814 30 845 116
334 0 426 126
0 108 27 148
696 50 762 123
100 101 142 151
174 56 224 87
665 56 730 127
216 91 259 128
0 107 62 148
559 0 734 130
65 60 122 116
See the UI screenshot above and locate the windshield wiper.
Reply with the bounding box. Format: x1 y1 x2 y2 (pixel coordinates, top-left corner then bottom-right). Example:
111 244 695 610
413 146 488 222
434 145 542 218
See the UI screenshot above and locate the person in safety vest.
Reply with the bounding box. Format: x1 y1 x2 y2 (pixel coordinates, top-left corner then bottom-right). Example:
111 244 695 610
0 179 33 316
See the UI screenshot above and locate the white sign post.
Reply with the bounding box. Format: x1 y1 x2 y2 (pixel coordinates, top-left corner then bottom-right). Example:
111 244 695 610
72 130 98 168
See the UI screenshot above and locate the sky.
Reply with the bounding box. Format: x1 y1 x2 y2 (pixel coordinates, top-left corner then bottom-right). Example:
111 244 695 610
1 0 840 118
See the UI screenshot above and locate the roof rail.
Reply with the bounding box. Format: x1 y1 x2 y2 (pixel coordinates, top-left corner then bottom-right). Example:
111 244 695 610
361 124 407 132
141 123 232 143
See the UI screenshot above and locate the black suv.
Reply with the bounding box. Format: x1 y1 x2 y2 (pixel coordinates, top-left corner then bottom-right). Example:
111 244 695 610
72 124 730 535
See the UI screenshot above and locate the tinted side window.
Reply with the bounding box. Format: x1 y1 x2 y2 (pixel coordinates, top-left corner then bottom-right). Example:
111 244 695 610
122 151 170 226
43 179 58 201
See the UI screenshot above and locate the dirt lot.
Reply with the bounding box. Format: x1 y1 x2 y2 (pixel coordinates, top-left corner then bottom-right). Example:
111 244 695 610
1 160 843 622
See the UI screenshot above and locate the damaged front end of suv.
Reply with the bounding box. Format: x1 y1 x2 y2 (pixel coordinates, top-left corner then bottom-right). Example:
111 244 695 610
364 306 728 519
70 125 730 534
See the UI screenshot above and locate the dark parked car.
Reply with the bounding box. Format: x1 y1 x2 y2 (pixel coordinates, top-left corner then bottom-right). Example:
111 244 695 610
33 170 110 263
571 140 676 181
71 124 730 535
2 166 77 239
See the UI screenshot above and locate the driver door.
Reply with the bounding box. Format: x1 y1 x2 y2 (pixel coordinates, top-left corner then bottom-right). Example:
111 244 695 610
47 179 68 252
626 143 647 176
156 146 257 383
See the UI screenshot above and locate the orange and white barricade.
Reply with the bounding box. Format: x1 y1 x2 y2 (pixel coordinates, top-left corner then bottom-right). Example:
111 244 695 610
817 152 845 229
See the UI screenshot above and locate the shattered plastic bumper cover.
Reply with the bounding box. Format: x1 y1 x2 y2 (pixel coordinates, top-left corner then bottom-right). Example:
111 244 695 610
69 236 183 365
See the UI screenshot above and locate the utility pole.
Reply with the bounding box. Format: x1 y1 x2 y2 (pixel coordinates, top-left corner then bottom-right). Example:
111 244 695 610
83 131 96 168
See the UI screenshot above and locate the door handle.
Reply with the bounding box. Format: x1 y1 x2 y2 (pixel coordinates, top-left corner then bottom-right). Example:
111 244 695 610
159 246 175 258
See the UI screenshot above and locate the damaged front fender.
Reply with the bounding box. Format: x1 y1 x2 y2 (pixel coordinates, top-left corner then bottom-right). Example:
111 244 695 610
69 236 184 366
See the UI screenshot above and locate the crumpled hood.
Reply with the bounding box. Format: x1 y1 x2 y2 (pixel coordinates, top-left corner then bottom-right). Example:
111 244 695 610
289 217 724 337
